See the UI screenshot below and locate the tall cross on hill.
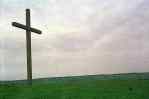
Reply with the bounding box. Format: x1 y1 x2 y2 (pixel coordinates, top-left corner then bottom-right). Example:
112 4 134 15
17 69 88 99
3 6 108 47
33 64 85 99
12 9 42 84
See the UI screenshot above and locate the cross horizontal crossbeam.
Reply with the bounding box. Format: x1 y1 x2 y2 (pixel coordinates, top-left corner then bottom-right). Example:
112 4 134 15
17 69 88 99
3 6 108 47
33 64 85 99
12 22 42 34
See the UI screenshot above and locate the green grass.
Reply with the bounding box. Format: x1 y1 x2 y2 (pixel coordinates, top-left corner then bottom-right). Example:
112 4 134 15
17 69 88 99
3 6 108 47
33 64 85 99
0 79 149 99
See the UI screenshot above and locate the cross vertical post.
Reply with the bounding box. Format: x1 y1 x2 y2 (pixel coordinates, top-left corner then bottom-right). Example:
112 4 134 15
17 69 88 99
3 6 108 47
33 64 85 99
26 9 32 84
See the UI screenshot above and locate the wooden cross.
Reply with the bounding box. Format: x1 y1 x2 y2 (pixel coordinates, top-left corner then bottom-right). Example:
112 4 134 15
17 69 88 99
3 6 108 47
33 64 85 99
12 9 42 84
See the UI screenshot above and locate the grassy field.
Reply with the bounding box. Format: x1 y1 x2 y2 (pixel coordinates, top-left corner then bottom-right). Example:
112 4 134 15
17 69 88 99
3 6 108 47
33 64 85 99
0 74 149 99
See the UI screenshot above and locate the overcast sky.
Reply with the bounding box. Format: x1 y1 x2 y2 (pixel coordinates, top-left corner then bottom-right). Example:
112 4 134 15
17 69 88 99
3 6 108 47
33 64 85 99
0 0 149 80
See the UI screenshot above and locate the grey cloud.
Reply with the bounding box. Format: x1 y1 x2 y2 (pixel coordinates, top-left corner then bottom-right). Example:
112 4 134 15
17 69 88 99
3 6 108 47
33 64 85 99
49 33 93 52
1 0 149 80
